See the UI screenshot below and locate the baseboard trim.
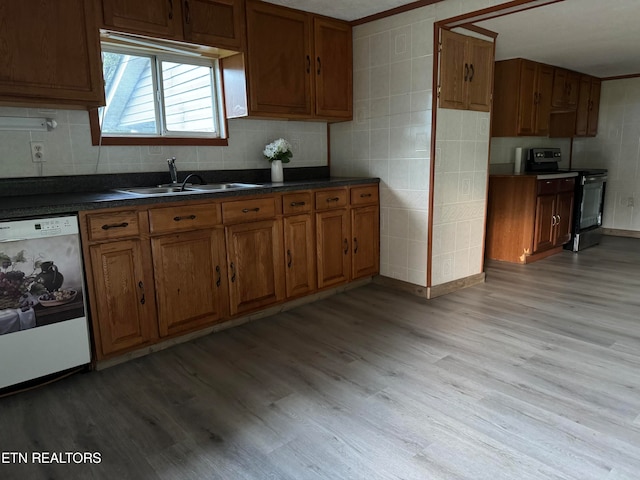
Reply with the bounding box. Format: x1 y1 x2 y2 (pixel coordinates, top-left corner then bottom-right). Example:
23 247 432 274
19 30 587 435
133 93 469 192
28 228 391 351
373 275 428 298
427 272 486 299
95 277 372 371
602 228 640 239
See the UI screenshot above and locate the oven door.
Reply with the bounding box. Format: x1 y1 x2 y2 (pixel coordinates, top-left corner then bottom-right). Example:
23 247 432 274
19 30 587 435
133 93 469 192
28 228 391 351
579 175 606 231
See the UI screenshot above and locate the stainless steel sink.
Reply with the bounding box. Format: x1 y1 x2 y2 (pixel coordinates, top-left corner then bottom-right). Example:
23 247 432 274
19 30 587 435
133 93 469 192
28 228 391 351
113 182 262 197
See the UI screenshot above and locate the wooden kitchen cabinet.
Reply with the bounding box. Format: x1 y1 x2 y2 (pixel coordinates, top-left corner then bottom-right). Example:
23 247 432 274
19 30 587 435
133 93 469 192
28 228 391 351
100 0 244 50
351 205 379 280
0 0 105 107
486 175 575 264
551 68 580 110
316 208 350 289
575 75 601 137
439 30 494 112
223 0 352 121
492 59 554 136
282 192 316 299
88 239 158 358
225 219 285 315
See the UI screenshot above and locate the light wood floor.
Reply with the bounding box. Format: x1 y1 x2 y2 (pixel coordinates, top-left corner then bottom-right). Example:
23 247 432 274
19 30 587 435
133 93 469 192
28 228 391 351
2 235 640 480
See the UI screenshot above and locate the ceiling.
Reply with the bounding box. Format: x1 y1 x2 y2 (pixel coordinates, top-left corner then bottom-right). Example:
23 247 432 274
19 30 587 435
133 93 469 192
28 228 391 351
264 0 640 79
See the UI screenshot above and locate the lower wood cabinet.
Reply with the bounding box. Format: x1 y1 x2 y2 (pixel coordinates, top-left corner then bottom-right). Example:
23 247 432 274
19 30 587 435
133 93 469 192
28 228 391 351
81 182 379 362
225 219 285 315
533 188 573 253
151 229 226 337
88 239 158 357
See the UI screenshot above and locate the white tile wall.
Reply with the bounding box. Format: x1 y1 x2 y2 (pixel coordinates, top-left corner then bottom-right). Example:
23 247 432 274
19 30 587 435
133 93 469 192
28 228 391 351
330 0 508 288
0 106 327 178
573 78 640 231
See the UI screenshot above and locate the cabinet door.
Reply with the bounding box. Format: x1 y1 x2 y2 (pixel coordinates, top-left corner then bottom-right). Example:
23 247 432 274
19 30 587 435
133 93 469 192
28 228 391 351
101 0 183 39
534 64 554 135
533 194 556 253
351 206 379 280
438 29 467 110
565 71 580 109
0 0 105 106
226 219 285 315
151 229 225 337
284 214 316 298
313 17 352 119
466 37 494 112
575 75 591 136
517 60 538 135
587 78 601 137
316 209 350 289
245 0 313 116
551 68 568 108
554 191 574 246
183 0 244 49
89 240 157 358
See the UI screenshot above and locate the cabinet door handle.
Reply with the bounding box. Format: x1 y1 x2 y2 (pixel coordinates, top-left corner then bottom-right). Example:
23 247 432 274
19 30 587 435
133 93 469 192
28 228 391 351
138 281 146 305
242 207 260 213
184 0 191 24
168 0 173 19
230 262 236 283
173 214 196 222
343 238 349 255
306 55 311 74
464 63 469 81
287 250 292 268
360 193 372 198
215 265 221 287
101 222 129 230
326 197 340 203
290 201 306 207
317 56 321 75
353 237 358 254
556 214 561 224
469 63 474 82
551 215 557 226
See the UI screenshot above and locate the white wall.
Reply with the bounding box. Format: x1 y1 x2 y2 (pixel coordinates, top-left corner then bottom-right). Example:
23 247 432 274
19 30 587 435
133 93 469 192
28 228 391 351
0 106 327 178
573 77 640 231
330 0 509 288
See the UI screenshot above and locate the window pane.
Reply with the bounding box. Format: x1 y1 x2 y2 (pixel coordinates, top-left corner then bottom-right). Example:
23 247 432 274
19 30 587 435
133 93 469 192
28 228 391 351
100 52 158 135
160 61 217 133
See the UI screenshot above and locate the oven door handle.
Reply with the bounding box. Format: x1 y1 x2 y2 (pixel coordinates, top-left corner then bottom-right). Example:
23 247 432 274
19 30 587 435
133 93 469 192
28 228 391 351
583 175 607 184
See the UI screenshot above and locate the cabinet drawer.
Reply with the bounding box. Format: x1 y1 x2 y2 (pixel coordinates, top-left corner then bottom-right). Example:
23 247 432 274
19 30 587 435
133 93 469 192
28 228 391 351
557 177 576 192
149 203 220 234
86 211 140 241
283 192 312 214
350 185 379 206
537 179 558 195
222 197 277 223
315 188 348 210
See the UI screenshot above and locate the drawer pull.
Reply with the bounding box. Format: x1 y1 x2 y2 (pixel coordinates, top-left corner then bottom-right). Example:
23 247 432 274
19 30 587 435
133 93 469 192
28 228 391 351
242 207 260 213
173 214 197 222
290 201 306 207
326 197 340 203
551 215 557 226
215 265 221 287
138 281 146 305
101 222 129 230
230 262 236 283
287 250 292 268
360 193 372 198
354 237 359 254
343 238 349 254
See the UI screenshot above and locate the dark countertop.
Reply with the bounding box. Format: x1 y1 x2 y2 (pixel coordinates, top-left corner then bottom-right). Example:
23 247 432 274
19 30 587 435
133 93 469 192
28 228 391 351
0 168 379 220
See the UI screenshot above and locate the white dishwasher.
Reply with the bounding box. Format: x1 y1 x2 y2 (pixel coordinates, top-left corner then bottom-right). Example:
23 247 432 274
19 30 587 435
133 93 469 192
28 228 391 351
0 215 91 390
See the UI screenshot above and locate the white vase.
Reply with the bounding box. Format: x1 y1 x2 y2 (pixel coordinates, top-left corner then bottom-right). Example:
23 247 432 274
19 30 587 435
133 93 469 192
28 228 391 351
271 160 284 183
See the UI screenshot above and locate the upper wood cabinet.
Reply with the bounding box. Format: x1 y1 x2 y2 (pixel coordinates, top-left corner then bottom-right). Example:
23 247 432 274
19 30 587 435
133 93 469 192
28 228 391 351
575 75 601 137
551 68 580 111
438 30 493 112
223 0 352 121
100 0 244 50
492 58 554 137
0 0 105 107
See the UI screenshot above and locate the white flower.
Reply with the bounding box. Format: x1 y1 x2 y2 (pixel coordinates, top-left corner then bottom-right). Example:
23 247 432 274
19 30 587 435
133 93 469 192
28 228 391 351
263 138 293 163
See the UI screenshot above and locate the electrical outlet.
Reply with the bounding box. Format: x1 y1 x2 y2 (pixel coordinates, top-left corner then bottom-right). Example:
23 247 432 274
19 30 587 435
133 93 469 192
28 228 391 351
31 142 45 163
628 197 635 207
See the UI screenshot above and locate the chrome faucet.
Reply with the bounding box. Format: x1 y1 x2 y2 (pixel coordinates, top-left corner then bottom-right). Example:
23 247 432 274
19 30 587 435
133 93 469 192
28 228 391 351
167 157 178 184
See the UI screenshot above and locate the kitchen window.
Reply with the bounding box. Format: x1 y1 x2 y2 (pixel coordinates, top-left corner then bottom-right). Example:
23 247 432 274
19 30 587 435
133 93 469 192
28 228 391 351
90 37 228 146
